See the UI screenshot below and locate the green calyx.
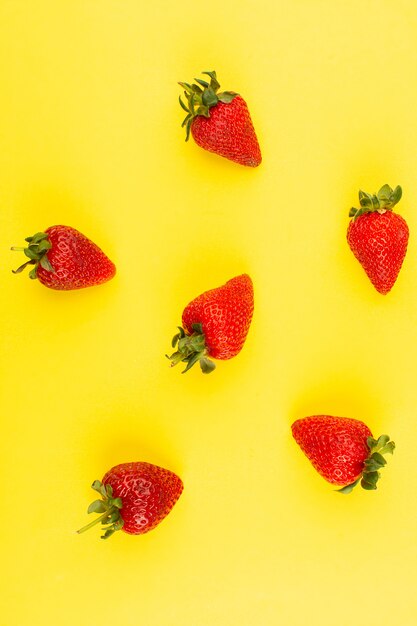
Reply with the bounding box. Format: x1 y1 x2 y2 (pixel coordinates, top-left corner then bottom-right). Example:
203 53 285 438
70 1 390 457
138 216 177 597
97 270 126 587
11 231 54 279
349 184 402 220
167 323 216 374
77 480 124 540
337 434 395 494
179 70 237 141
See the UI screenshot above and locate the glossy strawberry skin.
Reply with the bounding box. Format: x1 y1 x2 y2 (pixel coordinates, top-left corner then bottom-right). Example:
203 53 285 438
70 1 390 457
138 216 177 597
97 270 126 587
347 211 409 294
37 225 115 290
182 274 254 360
191 96 261 167
292 415 372 486
102 462 183 535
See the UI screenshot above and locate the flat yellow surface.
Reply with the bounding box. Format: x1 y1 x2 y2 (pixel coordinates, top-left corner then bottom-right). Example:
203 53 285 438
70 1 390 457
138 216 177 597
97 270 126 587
1 1 417 625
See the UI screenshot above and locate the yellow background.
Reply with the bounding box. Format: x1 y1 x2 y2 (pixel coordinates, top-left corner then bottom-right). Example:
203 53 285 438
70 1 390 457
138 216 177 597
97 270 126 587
1 1 417 624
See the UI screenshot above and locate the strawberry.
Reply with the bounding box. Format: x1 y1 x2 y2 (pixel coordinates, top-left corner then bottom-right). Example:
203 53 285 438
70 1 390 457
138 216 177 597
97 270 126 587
347 184 409 294
179 70 261 167
168 274 254 373
292 415 395 493
77 462 183 539
11 225 115 290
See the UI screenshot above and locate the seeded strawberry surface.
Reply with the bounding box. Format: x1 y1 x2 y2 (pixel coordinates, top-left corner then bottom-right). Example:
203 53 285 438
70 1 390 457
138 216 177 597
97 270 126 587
292 415 372 486
347 210 409 295
191 96 261 167
347 184 409 295
38 225 115 290
182 274 254 360
102 462 183 535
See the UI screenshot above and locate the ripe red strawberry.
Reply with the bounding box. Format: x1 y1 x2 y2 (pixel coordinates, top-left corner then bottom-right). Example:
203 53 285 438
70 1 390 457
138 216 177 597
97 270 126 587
77 462 183 539
347 184 409 294
292 415 395 493
168 274 254 373
179 70 261 167
11 225 115 290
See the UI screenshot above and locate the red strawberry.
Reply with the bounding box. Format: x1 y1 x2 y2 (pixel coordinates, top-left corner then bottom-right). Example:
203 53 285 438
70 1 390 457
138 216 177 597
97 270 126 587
292 415 395 493
347 184 409 294
77 462 183 539
11 225 115 290
179 71 261 167
168 274 254 373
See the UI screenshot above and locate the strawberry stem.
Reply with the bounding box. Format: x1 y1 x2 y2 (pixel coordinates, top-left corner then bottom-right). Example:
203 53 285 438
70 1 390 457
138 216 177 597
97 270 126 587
349 184 402 220
167 324 216 374
77 506 118 534
178 71 238 141
336 434 395 494
11 231 54 279
77 480 124 539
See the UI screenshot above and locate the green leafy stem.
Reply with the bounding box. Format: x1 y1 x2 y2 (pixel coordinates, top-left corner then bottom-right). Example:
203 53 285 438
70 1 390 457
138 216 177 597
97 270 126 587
349 184 402 220
337 434 395 494
77 480 124 540
11 231 54 279
167 323 216 374
179 70 237 140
